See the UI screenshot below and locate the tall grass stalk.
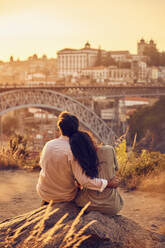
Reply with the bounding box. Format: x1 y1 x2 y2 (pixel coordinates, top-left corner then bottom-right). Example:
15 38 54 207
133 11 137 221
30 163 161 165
60 201 96 248
6 202 95 248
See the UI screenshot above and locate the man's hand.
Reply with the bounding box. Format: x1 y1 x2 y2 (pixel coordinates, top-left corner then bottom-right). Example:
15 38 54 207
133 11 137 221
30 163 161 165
107 176 120 189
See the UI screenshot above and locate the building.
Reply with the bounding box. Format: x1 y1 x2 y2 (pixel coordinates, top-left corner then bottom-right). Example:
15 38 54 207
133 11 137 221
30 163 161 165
109 66 133 83
149 67 159 81
81 66 109 82
57 42 106 78
57 41 154 84
122 96 149 107
158 67 165 82
25 72 45 81
137 39 157 56
80 65 134 83
138 61 148 82
100 96 150 122
131 60 148 83
109 51 130 62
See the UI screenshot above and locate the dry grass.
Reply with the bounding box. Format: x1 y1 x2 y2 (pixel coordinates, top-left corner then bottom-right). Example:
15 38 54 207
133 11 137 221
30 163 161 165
4 201 95 248
0 148 40 171
138 173 165 194
0 151 19 170
159 225 165 235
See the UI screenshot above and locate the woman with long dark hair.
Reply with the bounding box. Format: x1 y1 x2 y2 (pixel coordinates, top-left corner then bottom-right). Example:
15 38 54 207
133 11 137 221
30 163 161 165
37 111 117 205
69 131 99 179
70 130 123 216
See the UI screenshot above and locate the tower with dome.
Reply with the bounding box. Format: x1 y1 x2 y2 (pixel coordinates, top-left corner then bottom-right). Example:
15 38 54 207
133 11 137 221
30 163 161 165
57 42 106 78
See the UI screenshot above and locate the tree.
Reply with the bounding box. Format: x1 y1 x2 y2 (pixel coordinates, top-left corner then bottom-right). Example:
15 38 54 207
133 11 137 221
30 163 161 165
95 48 103 66
102 52 116 66
42 54 47 60
159 52 165 66
95 51 116 67
10 56 14 63
117 61 131 69
143 46 159 66
2 115 19 136
32 54 38 60
128 97 165 151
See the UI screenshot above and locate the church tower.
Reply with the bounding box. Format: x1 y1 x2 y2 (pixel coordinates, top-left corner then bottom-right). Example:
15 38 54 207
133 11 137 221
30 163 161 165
137 38 146 56
84 41 91 49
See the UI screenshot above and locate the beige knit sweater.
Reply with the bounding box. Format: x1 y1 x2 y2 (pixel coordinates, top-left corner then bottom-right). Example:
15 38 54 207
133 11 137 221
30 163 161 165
36 136 106 202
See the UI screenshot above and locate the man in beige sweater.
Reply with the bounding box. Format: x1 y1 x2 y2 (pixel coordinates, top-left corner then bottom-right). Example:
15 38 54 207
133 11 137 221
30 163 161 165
36 112 119 204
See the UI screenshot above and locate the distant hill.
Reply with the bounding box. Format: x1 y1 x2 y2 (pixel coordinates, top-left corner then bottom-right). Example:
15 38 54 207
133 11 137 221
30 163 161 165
128 96 165 153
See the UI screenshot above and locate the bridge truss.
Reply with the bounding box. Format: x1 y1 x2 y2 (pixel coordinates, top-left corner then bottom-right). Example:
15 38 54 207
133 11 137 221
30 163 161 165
0 89 117 145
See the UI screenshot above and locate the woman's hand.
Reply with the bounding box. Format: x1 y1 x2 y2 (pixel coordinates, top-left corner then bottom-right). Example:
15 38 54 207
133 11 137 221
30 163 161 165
107 176 120 188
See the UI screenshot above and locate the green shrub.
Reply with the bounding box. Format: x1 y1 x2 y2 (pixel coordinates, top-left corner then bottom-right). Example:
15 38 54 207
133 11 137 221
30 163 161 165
116 140 165 190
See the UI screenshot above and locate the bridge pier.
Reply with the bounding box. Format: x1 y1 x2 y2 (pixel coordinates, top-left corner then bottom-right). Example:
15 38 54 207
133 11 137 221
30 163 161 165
114 98 120 124
111 98 127 136
113 98 120 134
120 98 127 134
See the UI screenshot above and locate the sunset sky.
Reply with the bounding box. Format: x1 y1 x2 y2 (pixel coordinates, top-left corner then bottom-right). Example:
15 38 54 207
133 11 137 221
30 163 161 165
0 0 165 61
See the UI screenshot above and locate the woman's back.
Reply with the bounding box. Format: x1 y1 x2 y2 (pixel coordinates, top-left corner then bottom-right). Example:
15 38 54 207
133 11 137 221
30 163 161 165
97 145 118 179
75 145 123 216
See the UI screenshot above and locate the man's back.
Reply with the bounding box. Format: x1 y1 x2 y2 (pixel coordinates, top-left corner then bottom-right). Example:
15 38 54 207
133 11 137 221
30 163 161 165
36 136 77 202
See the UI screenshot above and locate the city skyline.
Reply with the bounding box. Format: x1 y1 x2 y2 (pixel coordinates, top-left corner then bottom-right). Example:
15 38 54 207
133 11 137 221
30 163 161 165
0 0 165 61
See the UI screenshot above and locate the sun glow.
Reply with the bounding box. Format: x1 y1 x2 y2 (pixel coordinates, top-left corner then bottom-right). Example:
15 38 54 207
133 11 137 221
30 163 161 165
0 0 165 61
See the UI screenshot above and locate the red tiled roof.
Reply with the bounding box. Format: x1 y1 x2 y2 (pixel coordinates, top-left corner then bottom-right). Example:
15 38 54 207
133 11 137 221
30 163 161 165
124 96 149 102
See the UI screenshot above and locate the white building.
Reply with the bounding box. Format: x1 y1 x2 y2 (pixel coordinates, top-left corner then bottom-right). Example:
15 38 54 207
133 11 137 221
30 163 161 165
122 96 149 107
149 67 159 81
101 108 115 120
57 42 106 78
109 66 133 83
29 108 55 120
81 66 109 82
131 54 147 62
81 65 134 83
57 42 150 83
131 60 148 83
34 111 55 119
101 97 150 121
25 72 45 81
158 67 165 82
138 61 148 82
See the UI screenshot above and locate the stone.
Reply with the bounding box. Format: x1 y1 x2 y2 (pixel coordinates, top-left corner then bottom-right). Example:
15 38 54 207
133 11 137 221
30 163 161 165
0 202 165 248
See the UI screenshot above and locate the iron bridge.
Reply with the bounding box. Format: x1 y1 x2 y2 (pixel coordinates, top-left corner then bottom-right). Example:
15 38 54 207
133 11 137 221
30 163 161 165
0 84 165 145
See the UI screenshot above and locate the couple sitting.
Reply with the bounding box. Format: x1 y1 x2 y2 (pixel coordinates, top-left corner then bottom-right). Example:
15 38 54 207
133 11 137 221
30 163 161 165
36 111 123 216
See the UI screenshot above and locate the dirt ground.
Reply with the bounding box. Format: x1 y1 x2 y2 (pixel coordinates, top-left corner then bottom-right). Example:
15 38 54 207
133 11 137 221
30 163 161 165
0 169 165 234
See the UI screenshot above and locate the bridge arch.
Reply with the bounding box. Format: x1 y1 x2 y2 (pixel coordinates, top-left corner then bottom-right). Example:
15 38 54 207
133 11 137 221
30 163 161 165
0 89 117 145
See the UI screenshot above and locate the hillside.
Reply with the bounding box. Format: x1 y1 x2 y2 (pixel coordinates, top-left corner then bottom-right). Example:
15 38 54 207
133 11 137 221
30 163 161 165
128 96 165 153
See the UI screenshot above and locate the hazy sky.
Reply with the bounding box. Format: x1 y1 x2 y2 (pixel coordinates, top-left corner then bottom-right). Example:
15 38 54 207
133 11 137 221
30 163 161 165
0 0 165 61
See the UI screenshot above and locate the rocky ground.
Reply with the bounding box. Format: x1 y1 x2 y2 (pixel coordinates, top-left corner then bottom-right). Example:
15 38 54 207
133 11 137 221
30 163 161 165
0 169 165 235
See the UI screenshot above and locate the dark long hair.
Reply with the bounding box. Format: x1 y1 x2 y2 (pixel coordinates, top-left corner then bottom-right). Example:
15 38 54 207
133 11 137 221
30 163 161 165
69 131 99 178
57 111 79 137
